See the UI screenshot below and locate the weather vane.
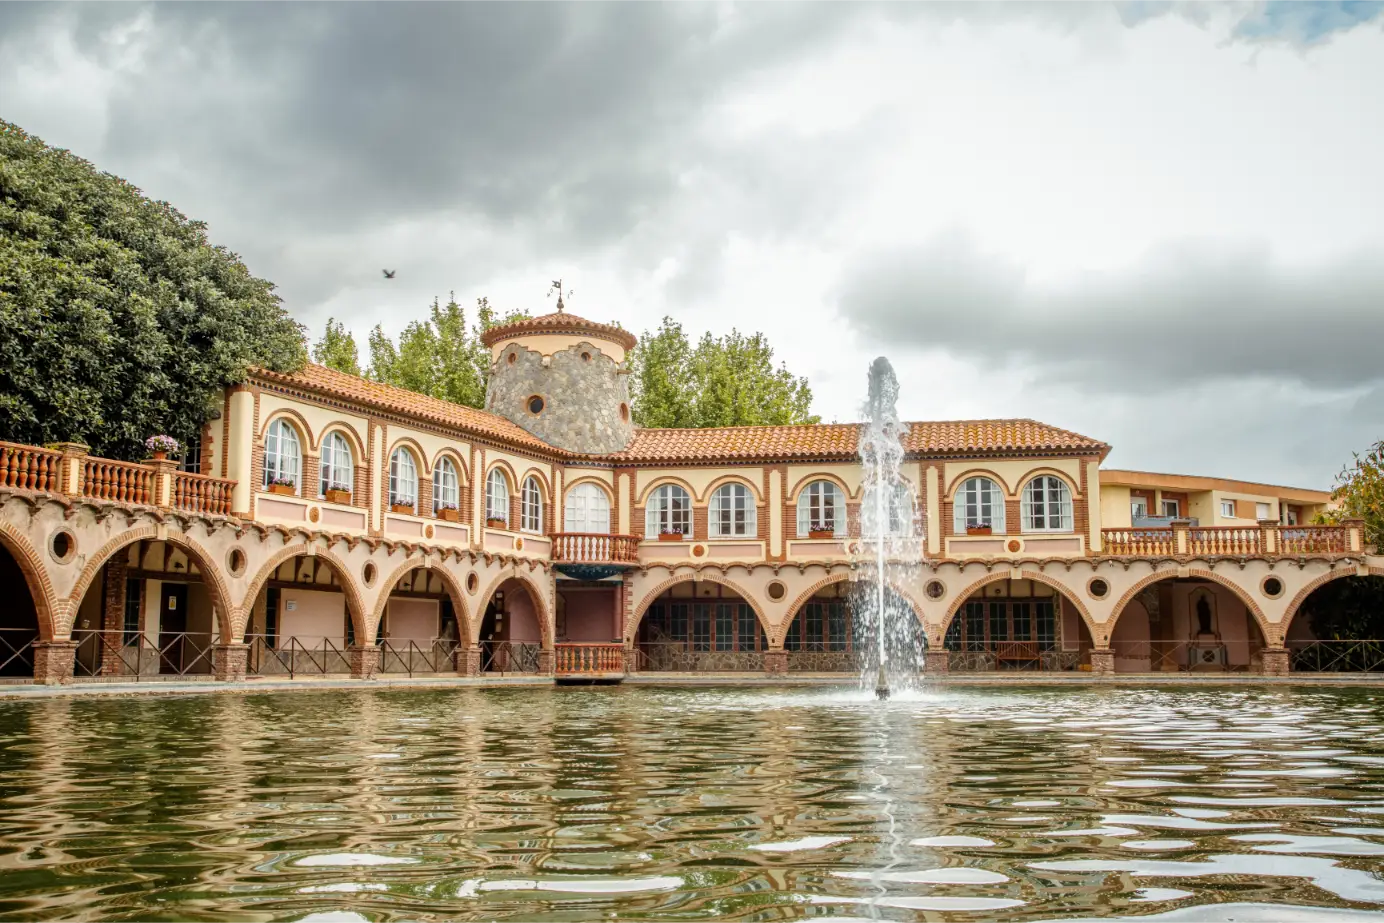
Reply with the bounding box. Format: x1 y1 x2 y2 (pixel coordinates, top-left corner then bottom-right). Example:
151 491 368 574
548 279 573 313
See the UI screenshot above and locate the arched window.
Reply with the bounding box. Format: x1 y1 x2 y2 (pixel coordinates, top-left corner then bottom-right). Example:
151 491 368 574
389 448 418 511
709 482 756 538
564 482 611 533
953 476 1006 533
862 480 915 537
433 457 460 514
646 484 691 538
521 475 544 534
262 418 301 492
797 480 845 537
319 431 353 498
486 468 510 525
1022 475 1073 532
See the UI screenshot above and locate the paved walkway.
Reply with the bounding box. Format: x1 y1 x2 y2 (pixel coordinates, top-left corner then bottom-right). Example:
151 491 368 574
1 671 1382 699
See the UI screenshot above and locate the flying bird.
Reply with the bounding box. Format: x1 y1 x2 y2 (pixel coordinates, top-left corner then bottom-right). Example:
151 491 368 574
382 269 396 279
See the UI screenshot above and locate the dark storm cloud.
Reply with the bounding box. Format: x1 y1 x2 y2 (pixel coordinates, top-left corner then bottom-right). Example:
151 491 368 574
837 230 1384 392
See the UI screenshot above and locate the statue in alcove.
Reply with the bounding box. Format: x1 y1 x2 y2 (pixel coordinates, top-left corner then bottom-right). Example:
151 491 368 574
1196 595 1213 636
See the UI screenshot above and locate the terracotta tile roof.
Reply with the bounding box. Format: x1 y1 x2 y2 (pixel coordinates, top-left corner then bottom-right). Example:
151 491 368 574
607 419 1107 463
251 364 561 454
479 310 638 351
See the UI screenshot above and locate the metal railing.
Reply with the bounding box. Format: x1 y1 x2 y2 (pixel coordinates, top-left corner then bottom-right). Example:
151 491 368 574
554 643 624 675
1287 640 1384 673
551 533 640 564
1110 639 1262 673
378 637 460 676
245 636 351 677
0 628 39 679
71 629 215 680
479 640 542 674
944 641 1083 672
0 442 62 492
1102 528 1175 556
635 642 765 672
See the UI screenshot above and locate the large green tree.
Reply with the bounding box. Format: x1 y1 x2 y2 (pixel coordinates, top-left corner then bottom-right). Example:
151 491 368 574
0 121 305 460
312 317 361 376
1305 439 1384 640
358 295 527 408
630 317 818 427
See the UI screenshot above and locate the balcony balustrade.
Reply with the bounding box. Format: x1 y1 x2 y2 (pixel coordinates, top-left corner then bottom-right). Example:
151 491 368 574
554 643 625 676
1102 522 1362 557
551 532 640 564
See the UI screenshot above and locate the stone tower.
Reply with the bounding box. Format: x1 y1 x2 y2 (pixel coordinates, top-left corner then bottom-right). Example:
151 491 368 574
480 307 637 454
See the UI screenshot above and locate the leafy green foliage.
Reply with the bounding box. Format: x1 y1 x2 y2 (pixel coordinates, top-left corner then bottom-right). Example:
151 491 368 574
312 317 361 376
1316 439 1384 550
1303 439 1384 639
630 317 818 428
0 121 305 459
359 295 527 408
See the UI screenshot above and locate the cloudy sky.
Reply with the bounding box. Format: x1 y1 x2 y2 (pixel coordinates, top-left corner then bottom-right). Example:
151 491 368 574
4 1 1382 488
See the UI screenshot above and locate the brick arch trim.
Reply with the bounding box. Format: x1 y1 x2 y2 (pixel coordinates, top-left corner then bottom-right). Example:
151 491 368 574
430 448 470 486
944 467 1015 499
1015 467 1083 500
385 436 432 478
787 472 855 503
1107 567 1272 645
67 526 235 643
636 474 698 505
317 422 368 460
562 476 615 505
370 557 473 643
627 573 772 645
0 520 59 641
942 569 1099 644
1281 565 1384 642
703 473 765 504
259 408 315 448
242 544 369 644
474 569 553 648
781 571 925 646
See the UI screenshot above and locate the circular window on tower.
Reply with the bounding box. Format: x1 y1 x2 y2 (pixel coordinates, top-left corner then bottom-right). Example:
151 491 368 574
527 395 545 415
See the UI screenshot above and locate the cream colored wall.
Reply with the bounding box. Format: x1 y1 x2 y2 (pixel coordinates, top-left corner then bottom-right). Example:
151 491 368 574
258 393 369 453
227 391 254 514
1101 484 1133 529
618 473 632 533
786 463 870 499
490 333 628 364
635 467 766 503
486 448 555 494
943 458 1082 497
280 588 347 643
1209 490 1278 525
383 598 439 639
768 470 783 557
389 429 474 482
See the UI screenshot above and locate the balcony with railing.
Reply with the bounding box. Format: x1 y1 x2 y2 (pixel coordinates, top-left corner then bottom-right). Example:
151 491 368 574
1102 520 1364 557
555 643 626 680
551 532 640 579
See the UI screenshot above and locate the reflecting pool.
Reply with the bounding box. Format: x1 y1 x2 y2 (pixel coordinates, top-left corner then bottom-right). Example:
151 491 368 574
2 685 1384 921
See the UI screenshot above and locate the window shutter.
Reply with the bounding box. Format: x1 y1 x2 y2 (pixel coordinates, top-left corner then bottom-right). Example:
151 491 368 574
797 491 811 537
953 485 967 533
1020 480 1034 532
831 484 846 536
990 481 1006 532
743 494 757 537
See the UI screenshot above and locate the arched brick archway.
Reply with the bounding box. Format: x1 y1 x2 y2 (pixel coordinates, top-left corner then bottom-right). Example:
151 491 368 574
370 558 473 644
67 527 235 643
1107 568 1271 645
1281 565 1384 642
781 572 925 648
475 569 552 648
628 573 772 644
0 521 58 641
942 570 1098 644
242 546 369 644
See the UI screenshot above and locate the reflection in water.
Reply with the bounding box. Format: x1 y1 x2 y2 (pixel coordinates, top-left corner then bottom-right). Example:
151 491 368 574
0 686 1382 920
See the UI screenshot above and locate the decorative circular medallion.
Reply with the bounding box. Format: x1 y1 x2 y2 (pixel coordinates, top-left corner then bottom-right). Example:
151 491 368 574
226 548 247 577
1007 539 1022 553
691 543 706 558
425 525 434 539
514 537 524 551
766 580 787 601
308 506 320 523
1261 576 1284 599
363 562 377 587
49 529 76 564
1088 577 1110 600
925 579 946 600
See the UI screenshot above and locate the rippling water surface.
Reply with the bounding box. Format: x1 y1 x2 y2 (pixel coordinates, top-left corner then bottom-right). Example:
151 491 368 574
2 685 1384 921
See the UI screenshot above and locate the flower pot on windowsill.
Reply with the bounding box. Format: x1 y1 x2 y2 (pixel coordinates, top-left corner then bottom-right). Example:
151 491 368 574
657 532 686 542
438 508 460 522
390 503 414 514
966 526 992 536
324 488 351 505
486 518 508 529
807 529 835 540
268 484 296 496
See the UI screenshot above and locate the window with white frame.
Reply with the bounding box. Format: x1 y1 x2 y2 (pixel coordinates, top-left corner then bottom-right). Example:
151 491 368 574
1256 502 1271 520
953 476 1005 532
564 482 611 533
709 482 757 537
645 484 691 537
1131 498 1149 520
521 475 544 534
1162 499 1181 518
319 431 354 498
486 469 510 525
797 480 846 537
262 419 301 492
1221 499 1236 518
433 457 459 513
1021 475 1073 532
389 448 418 511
